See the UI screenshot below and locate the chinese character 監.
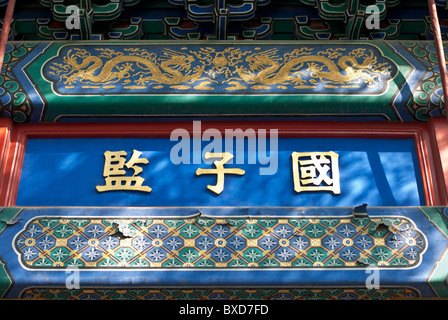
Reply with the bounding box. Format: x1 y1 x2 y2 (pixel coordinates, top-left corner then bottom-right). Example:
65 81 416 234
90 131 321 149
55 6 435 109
96 150 152 193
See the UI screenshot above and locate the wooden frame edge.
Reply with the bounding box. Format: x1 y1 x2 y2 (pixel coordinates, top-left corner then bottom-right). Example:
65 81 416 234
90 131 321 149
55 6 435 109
0 120 442 207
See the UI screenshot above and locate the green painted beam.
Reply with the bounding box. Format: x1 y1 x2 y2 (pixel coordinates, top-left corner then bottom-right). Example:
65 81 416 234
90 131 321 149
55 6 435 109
1 40 445 122
0 208 23 298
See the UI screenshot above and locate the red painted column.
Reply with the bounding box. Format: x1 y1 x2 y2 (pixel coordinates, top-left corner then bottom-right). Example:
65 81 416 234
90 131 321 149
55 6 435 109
0 0 16 70
427 0 448 121
0 118 12 206
429 117 448 205
0 0 16 72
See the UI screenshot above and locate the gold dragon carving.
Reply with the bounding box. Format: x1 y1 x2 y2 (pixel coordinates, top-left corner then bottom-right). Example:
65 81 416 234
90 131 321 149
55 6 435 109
237 48 391 87
47 47 392 91
49 48 205 86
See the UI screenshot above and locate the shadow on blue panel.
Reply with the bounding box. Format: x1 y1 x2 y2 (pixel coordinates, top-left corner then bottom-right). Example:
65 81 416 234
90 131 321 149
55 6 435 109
15 137 424 207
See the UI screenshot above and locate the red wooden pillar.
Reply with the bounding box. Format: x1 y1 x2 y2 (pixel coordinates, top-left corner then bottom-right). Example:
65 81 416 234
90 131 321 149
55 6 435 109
427 0 448 121
429 117 448 205
0 118 12 206
0 0 16 71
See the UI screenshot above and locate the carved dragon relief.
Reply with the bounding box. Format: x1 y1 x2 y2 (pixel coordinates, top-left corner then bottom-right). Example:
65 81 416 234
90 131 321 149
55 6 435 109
44 46 394 94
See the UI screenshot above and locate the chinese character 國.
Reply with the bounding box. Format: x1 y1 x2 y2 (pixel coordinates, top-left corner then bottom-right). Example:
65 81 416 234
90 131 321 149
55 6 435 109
291 151 340 195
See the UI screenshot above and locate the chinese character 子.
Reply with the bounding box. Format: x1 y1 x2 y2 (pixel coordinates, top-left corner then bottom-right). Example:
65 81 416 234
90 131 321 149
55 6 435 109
291 151 340 195
196 152 245 195
96 150 152 193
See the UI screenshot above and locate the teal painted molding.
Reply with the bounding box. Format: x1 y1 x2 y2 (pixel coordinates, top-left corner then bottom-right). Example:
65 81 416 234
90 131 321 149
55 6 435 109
0 40 446 122
0 206 447 299
420 207 448 297
0 208 23 298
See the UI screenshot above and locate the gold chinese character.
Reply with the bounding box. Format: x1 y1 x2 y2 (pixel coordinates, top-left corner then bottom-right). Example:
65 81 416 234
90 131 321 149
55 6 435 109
196 152 245 195
96 150 152 193
292 151 340 194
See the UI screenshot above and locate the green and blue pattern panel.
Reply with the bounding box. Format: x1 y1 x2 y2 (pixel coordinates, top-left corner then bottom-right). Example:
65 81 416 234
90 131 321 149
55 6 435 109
0 40 446 123
0 206 448 299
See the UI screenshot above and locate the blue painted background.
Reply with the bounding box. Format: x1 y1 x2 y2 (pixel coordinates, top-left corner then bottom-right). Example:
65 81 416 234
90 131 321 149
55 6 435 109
43 44 395 95
15 137 424 206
